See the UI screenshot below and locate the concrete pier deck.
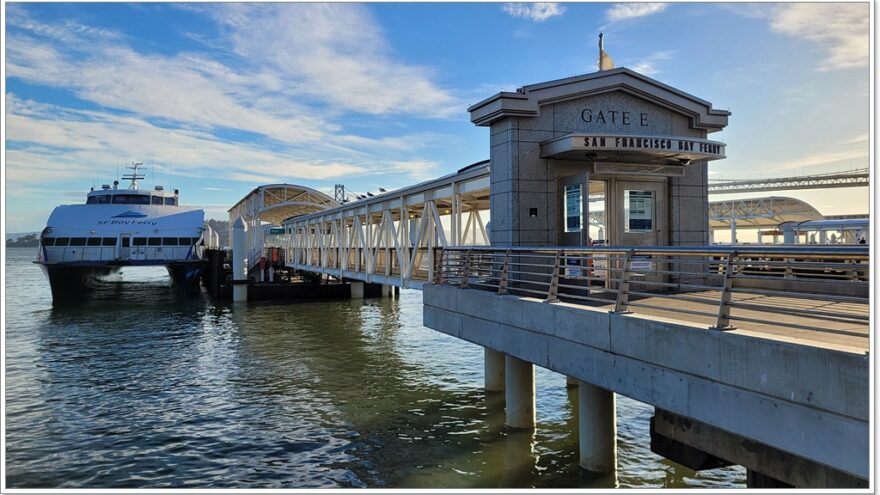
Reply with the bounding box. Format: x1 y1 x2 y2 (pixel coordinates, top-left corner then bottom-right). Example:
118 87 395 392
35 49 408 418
423 283 869 486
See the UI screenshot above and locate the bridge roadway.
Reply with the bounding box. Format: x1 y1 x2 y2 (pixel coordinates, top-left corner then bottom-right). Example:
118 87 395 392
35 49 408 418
281 242 869 487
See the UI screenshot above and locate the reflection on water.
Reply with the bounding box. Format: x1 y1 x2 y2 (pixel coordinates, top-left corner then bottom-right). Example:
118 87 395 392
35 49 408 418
5 248 744 488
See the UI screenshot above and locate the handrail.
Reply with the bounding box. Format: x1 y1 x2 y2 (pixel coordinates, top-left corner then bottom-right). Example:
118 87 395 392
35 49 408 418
435 245 869 337
439 244 869 259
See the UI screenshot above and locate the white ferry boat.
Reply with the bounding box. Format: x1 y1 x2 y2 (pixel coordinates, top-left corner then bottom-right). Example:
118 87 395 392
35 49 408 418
35 163 206 298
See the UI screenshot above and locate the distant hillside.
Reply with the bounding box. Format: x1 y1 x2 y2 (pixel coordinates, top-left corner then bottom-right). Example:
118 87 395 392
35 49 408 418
6 232 38 242
7 234 39 248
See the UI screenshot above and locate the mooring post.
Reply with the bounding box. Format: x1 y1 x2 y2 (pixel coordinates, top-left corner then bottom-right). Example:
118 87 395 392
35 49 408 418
232 216 248 302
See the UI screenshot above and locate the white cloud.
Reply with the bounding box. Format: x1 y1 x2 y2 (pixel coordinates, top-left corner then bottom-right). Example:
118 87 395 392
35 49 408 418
628 50 674 75
4 94 364 186
208 4 460 117
502 3 565 22
4 4 459 208
606 3 668 22
769 3 869 71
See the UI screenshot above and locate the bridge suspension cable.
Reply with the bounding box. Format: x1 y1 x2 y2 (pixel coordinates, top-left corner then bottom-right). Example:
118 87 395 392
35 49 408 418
708 168 869 194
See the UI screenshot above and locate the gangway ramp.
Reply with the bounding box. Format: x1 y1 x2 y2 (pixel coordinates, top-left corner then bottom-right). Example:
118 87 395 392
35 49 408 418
283 161 490 288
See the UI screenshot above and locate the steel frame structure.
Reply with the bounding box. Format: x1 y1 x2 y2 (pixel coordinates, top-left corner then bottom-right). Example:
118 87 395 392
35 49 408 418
708 169 869 194
228 184 337 273
283 162 491 288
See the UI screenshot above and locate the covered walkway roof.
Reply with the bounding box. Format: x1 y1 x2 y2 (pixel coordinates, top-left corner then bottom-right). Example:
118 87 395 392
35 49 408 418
228 184 337 226
709 196 823 229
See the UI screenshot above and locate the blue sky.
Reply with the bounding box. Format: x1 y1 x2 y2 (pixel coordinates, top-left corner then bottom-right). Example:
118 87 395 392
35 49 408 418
3 2 871 231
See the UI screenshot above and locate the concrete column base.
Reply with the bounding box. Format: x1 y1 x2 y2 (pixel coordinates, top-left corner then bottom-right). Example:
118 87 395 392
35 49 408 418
578 380 616 473
484 348 505 392
350 281 364 299
381 284 392 297
566 376 579 388
505 356 535 429
233 285 248 302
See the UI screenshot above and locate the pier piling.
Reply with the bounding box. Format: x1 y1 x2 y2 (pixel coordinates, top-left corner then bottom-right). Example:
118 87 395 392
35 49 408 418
577 381 617 473
504 356 535 429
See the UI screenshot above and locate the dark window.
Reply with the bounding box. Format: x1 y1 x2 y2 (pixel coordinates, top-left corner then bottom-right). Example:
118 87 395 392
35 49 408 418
121 237 130 247
102 237 117 246
133 238 147 246
98 195 111 204
69 238 87 246
151 196 163 205
164 197 176 205
178 237 194 245
42 238 56 246
148 238 161 246
192 237 201 245
162 237 178 246
112 194 150 205
87 237 102 246
86 196 98 204
54 237 70 246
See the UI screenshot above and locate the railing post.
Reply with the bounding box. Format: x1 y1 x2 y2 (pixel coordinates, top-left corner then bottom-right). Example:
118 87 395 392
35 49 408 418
433 247 444 284
545 250 562 302
460 249 473 288
498 249 511 295
712 251 737 330
613 250 634 313
783 257 793 279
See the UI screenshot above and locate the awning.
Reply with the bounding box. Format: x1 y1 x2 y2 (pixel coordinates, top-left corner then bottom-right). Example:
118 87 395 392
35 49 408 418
540 133 726 163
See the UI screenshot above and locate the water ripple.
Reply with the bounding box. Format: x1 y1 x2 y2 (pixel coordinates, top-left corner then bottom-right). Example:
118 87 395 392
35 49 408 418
5 248 744 488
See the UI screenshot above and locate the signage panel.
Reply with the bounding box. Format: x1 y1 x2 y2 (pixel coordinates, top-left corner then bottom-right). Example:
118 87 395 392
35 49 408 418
625 190 654 232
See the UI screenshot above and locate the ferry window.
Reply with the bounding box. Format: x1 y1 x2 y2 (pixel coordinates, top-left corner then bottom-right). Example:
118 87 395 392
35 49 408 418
162 237 178 246
148 238 162 246
121 238 130 247
133 238 147 246
42 238 56 246
98 195 111 204
164 197 176 205
112 194 150 205
54 238 70 246
179 237 193 245
191 237 201 245
69 238 87 246
87 196 98 204
87 238 102 246
152 196 163 205
102 237 117 246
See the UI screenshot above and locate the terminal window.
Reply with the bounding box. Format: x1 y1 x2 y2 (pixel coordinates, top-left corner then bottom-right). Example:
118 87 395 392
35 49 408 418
624 190 654 232
564 184 582 233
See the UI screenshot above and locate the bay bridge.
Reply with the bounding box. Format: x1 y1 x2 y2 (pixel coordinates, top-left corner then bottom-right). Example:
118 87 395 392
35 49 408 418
219 67 869 488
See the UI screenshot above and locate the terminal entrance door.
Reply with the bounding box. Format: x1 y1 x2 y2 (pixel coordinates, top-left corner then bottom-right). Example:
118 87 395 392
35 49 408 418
613 179 667 247
612 179 668 289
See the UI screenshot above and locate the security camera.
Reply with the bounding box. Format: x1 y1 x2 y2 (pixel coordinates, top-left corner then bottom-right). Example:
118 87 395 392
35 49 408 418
679 158 692 165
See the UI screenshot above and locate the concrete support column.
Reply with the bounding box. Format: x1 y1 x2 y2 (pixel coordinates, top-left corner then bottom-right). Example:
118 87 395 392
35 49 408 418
232 216 248 302
578 380 616 473
566 376 579 388
484 348 505 392
505 356 535 429
350 281 364 299
381 284 392 297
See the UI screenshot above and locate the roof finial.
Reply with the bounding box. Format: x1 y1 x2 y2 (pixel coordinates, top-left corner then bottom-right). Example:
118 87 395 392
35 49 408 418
598 32 615 71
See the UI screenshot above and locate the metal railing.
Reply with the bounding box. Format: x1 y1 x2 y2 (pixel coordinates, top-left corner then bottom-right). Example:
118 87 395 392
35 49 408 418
434 245 870 336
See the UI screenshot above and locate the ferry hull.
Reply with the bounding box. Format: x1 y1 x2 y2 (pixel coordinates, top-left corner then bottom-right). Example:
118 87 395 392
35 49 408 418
39 261 204 300
167 263 204 290
40 264 121 300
